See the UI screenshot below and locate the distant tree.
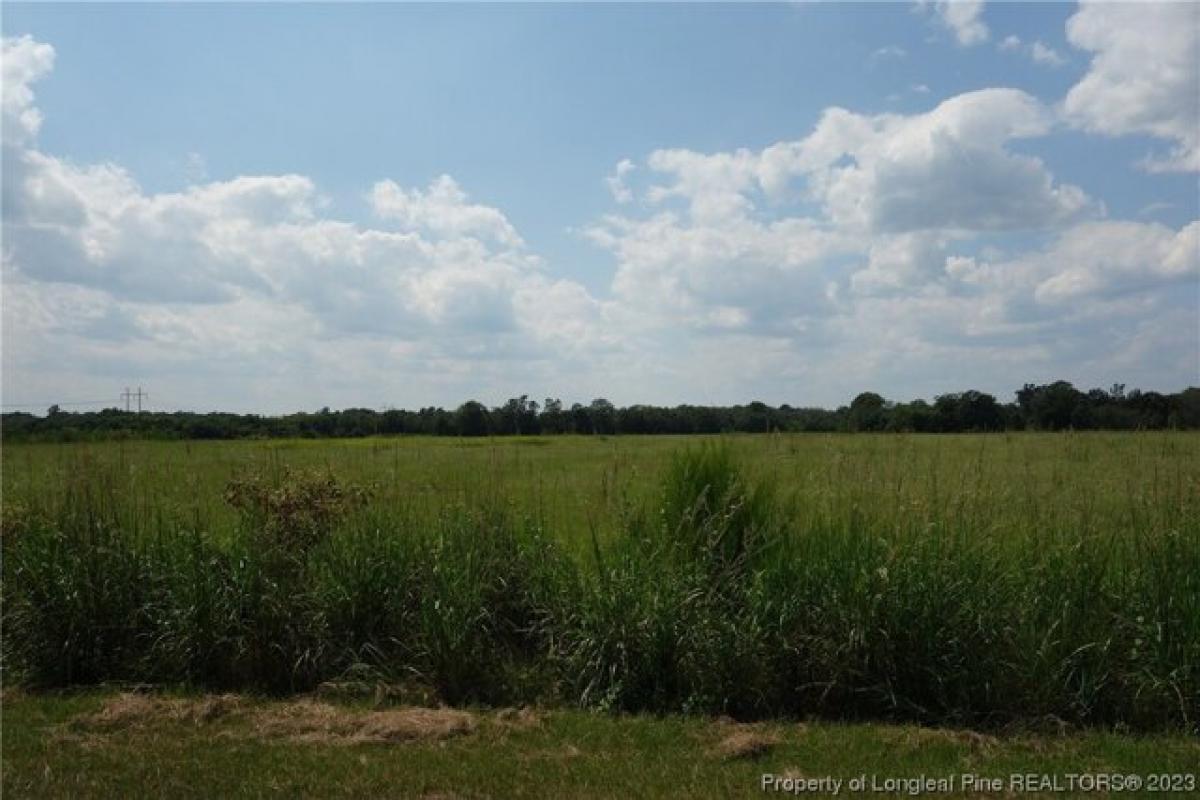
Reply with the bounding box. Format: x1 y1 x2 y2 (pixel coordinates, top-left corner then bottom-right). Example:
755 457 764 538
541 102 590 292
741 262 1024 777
569 403 592 434
495 395 539 435
887 399 935 432
740 401 773 433
380 409 407 434
540 398 566 434
848 392 887 432
934 390 1002 431
455 401 490 437
3 380 1198 444
589 398 616 434
1018 381 1083 430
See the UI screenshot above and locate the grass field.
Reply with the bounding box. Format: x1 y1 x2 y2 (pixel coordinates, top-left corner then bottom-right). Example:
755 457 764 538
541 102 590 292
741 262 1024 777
4 689 1198 799
4 431 1194 547
3 433 1199 795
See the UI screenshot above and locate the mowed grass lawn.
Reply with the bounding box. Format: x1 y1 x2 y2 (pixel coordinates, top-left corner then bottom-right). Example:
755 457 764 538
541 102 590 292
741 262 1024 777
4 690 1198 799
3 432 1198 797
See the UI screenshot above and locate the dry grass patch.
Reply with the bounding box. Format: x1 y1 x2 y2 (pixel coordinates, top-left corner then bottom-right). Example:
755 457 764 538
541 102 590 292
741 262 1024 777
887 726 1000 752
72 693 243 731
248 700 476 745
711 724 782 761
68 693 476 746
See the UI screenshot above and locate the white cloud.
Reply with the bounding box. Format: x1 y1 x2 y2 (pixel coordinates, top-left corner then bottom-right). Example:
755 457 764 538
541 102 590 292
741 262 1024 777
370 174 523 247
998 34 1022 52
1029 41 1066 68
4 150 566 336
2 35 55 145
1064 0 1200 172
3 32 1195 411
931 220 1199 317
585 88 1098 340
1029 221 1200 304
998 35 1066 68
770 89 1091 234
1138 201 1174 218
2 36 613 410
851 232 949 295
586 209 855 334
944 254 981 283
582 77 1197 394
871 45 907 61
605 158 635 204
925 1 989 47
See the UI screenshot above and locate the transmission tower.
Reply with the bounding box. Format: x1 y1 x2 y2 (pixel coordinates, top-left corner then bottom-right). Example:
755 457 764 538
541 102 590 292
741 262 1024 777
120 386 149 412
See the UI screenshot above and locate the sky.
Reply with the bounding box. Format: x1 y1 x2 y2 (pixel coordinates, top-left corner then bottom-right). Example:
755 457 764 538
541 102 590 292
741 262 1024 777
2 1 1198 414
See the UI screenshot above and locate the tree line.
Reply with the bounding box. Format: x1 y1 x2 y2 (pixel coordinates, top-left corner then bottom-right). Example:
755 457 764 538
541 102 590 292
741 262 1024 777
3 381 1198 442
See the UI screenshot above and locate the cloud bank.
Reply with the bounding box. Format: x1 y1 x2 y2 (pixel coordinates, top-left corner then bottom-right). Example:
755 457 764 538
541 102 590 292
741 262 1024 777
2 18 1196 411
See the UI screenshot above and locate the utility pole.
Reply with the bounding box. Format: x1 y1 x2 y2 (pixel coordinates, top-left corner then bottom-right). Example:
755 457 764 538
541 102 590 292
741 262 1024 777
136 386 147 413
122 387 131 412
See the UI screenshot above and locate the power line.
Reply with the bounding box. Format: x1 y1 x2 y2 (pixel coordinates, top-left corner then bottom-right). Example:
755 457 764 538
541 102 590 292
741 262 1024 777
1 399 118 409
4 387 149 412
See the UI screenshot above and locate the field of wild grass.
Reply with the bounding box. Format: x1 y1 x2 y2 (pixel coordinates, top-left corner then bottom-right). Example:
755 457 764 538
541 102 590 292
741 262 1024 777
2 433 1198 731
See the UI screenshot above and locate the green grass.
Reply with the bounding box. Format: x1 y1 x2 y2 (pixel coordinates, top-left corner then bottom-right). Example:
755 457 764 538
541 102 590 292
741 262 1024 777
4 690 1198 799
3 433 1198 729
5 432 1194 547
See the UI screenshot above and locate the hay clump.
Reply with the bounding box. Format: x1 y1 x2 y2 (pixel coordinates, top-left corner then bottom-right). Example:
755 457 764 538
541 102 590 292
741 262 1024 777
712 725 781 760
250 700 476 744
70 694 475 745
73 693 244 730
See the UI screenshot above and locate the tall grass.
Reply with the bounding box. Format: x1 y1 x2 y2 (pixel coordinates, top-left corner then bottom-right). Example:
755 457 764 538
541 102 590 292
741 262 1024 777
3 438 1197 731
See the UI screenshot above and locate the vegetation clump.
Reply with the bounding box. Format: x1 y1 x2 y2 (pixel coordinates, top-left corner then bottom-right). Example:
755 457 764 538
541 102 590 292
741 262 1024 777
223 467 373 552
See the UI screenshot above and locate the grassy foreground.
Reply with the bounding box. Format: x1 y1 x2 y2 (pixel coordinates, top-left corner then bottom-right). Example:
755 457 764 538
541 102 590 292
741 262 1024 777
3 433 1198 730
4 690 1198 799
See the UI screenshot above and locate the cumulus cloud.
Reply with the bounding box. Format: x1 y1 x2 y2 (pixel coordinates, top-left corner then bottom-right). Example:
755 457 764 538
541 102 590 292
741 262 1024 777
1064 0 1200 172
605 158 635 204
764 89 1091 233
370 174 523 247
6 153 588 339
2 35 54 145
851 233 949 295
2 34 611 409
584 77 1195 392
586 208 854 334
925 1 989 47
933 220 1200 317
3 31 1195 410
585 88 1100 338
998 35 1067 67
1029 221 1200 304
1029 41 1066 68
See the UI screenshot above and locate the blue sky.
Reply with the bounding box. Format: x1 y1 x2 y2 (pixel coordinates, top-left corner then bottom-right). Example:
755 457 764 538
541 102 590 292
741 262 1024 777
3 2 1198 412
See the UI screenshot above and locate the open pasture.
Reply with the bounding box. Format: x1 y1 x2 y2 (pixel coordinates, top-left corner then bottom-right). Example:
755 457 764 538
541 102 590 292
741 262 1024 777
4 431 1195 546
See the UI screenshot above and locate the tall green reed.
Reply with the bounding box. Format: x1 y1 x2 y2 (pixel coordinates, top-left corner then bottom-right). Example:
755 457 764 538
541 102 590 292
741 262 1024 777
2 440 1196 730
